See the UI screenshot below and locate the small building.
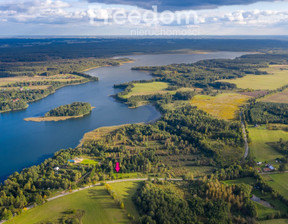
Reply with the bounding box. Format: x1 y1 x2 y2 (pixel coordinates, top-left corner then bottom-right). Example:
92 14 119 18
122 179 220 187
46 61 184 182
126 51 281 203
263 168 272 172
269 165 275 171
68 159 75 163
257 162 262 165
54 167 60 171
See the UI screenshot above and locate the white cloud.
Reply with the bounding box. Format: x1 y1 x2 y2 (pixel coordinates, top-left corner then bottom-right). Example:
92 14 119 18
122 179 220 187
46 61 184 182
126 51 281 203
0 0 288 35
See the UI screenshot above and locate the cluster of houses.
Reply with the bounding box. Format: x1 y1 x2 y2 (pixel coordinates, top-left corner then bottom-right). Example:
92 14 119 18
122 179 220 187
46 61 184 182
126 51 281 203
257 162 276 172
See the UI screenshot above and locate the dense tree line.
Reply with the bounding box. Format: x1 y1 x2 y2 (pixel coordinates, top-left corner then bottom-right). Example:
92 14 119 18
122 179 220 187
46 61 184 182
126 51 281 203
272 139 288 155
134 182 196 224
1 38 288 63
245 101 288 124
0 79 92 113
0 58 128 78
134 178 258 224
45 102 92 117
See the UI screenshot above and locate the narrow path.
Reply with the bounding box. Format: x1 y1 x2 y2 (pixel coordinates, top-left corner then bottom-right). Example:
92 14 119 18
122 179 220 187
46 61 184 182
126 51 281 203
240 111 249 159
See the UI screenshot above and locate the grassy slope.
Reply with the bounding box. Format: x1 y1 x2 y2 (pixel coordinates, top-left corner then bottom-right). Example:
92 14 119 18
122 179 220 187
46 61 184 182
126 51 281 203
190 93 250 120
249 126 288 164
262 173 288 199
9 181 141 224
221 65 288 90
110 182 141 218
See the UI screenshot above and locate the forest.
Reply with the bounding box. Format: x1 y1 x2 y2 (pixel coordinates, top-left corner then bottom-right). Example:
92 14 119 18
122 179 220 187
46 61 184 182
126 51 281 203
45 102 92 117
245 101 288 124
135 178 258 224
1 38 288 62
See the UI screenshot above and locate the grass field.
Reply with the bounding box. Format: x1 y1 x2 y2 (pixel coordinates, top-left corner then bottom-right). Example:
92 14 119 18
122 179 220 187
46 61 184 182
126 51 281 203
255 203 279 220
262 173 288 199
253 189 288 219
122 82 169 99
222 177 257 185
221 65 288 90
190 93 251 120
260 88 288 104
8 181 141 224
110 181 141 218
249 126 288 164
80 159 98 166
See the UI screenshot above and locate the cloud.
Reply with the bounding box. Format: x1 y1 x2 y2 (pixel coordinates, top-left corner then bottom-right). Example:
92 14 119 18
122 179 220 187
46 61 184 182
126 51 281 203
86 0 284 11
195 9 288 27
0 0 288 35
0 0 89 24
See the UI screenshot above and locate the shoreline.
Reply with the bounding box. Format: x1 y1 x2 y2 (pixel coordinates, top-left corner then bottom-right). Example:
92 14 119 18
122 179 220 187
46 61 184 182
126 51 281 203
80 60 134 72
24 108 95 122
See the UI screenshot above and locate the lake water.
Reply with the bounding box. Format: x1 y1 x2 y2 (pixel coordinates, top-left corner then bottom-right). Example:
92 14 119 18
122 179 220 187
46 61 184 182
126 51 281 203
0 52 246 181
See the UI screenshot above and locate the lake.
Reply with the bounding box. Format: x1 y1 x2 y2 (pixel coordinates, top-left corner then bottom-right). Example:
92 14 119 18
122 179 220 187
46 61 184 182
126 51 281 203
0 52 246 181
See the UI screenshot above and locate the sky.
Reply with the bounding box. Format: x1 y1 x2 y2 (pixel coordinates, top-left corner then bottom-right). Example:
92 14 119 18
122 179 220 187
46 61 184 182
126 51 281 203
0 0 288 36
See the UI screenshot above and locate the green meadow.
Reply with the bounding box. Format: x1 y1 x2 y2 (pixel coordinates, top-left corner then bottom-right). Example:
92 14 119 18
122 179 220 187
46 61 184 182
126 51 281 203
248 126 288 164
8 181 141 224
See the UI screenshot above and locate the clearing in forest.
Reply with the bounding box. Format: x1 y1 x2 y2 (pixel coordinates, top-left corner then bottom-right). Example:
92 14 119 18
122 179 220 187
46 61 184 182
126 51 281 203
190 93 251 120
260 88 288 104
221 65 288 90
121 82 169 98
249 126 288 165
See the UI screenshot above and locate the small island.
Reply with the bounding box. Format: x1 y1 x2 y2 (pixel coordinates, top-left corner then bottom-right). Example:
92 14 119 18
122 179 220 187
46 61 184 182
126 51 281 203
25 102 93 122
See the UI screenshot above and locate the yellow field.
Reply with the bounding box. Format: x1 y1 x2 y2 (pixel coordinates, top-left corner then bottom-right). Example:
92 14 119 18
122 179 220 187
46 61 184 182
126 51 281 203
260 88 288 104
220 65 288 90
190 93 251 120
0 74 84 87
